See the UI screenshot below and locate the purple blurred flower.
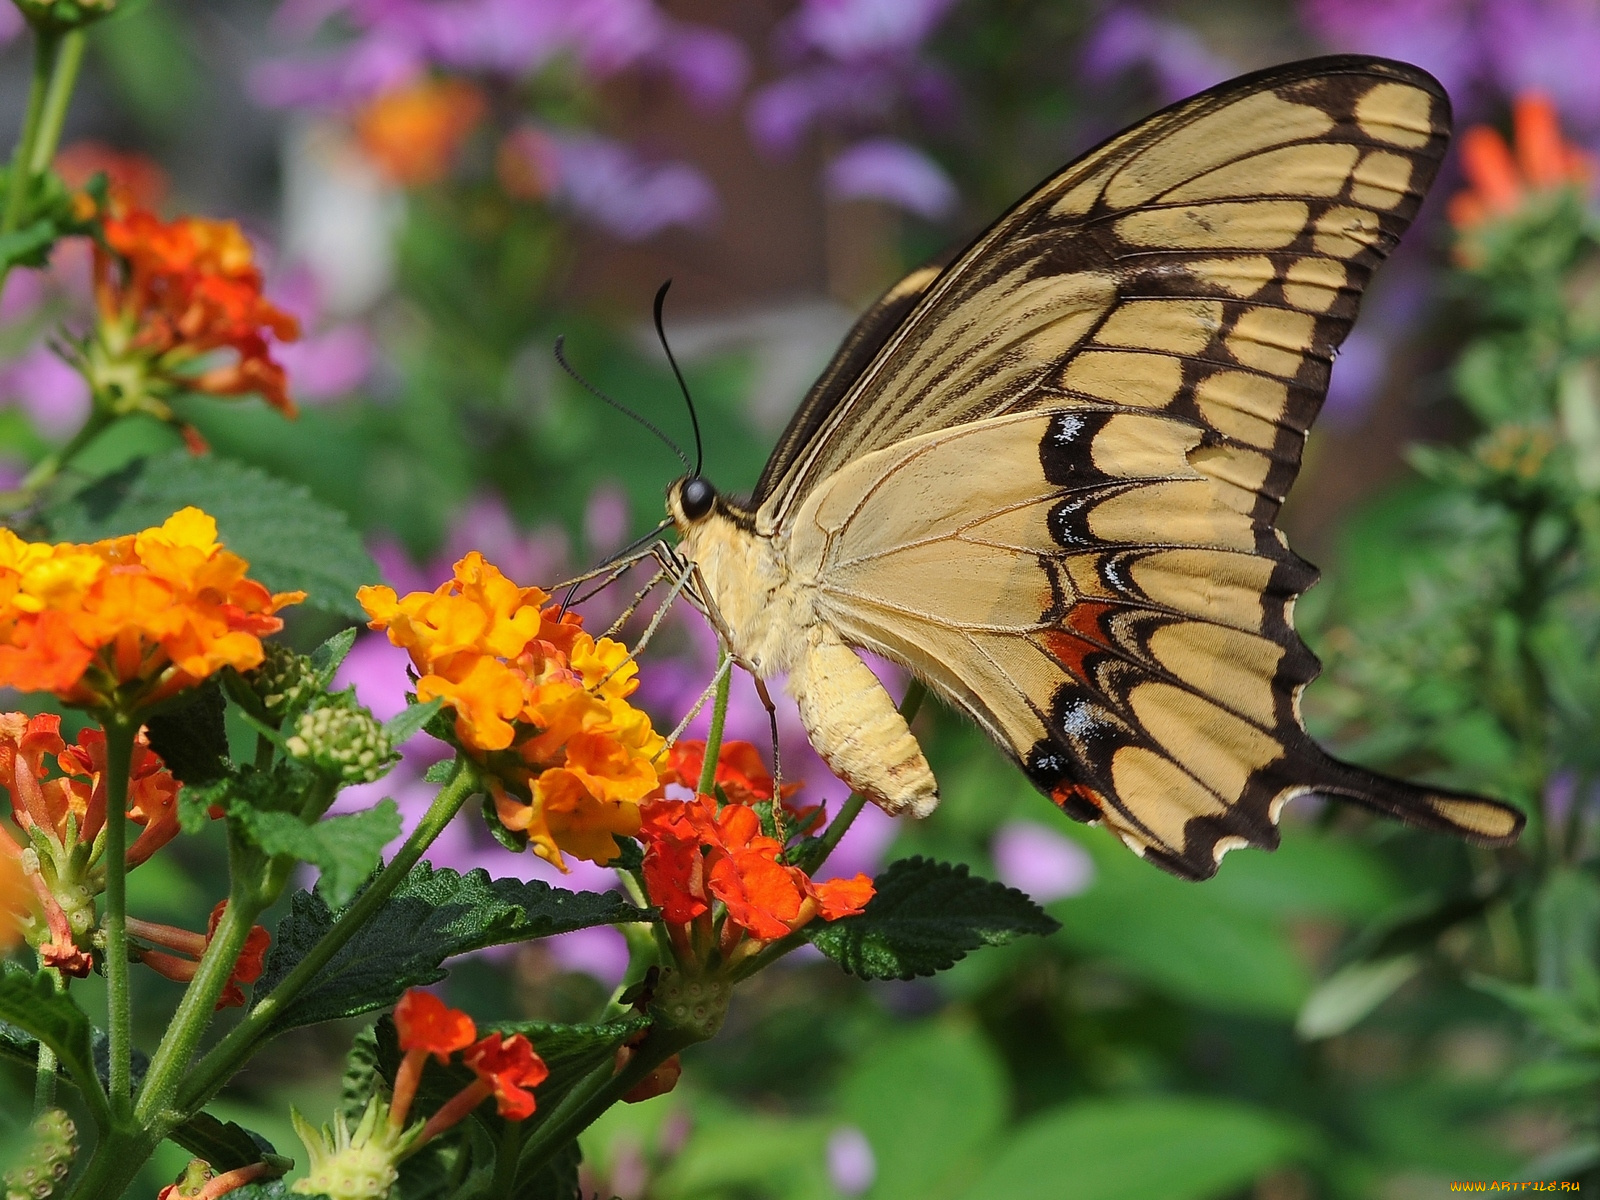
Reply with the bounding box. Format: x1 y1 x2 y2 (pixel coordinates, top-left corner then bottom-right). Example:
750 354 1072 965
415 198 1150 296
584 482 630 556
440 493 570 584
255 0 746 110
1081 6 1233 104
991 819 1094 902
0 270 45 325
270 265 376 401
787 0 958 61
1322 327 1388 430
826 1126 876 1196
748 67 897 155
0 346 90 439
1301 0 1481 107
1483 0 1600 133
548 133 718 240
826 137 957 218
0 4 21 45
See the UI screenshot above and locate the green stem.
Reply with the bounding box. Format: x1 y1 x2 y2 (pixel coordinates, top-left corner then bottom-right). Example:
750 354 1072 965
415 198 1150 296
60 1128 157 1200
132 835 276 1126
489 1121 520 1200
175 759 481 1115
1 28 57 239
16 407 113 493
796 679 926 873
696 651 731 797
100 712 137 1119
26 29 86 177
515 1026 695 1182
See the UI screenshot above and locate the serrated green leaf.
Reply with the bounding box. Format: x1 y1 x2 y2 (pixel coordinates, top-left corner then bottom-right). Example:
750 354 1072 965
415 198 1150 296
804 857 1058 980
167 1111 276 1172
44 451 379 618
311 627 359 684
384 699 443 747
145 679 231 786
956 1097 1307 1200
233 801 401 910
423 759 455 783
0 971 105 1124
258 863 647 1032
339 1025 382 1124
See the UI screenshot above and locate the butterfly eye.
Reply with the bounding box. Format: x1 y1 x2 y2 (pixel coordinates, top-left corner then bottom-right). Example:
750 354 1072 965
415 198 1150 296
680 477 716 521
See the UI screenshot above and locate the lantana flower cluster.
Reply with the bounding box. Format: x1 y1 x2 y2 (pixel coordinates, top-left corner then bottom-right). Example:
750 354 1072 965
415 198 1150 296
128 900 272 1009
0 507 304 709
0 713 179 974
292 989 547 1200
89 204 302 418
359 553 664 870
644 739 873 958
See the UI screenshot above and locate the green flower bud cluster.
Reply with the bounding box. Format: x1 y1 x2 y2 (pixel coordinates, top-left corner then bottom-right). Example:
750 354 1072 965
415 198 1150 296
285 700 396 785
246 640 317 719
4 1109 75 1200
291 1099 417 1200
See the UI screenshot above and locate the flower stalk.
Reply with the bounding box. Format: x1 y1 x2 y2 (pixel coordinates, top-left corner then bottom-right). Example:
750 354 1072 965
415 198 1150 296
100 710 135 1117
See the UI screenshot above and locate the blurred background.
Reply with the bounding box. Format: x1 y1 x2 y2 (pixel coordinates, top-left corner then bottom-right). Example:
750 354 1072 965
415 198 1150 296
4 1 1600 1197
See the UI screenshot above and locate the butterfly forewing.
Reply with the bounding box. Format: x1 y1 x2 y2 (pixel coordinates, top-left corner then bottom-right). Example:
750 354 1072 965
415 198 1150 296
767 55 1524 879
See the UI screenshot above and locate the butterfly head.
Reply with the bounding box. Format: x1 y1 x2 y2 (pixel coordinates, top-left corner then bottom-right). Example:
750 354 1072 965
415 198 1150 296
668 476 717 526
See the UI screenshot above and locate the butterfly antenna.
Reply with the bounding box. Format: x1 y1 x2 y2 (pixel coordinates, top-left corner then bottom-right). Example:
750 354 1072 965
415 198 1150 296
554 335 691 474
653 279 704 478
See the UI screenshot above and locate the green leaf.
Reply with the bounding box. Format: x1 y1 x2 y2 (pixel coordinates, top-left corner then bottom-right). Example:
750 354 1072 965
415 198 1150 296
167 1111 276 1172
423 759 455 783
1296 955 1422 1041
310 627 359 685
339 1025 382 1123
1049 839 1312 1019
516 1138 581 1200
231 801 402 910
258 863 647 1032
0 219 59 270
45 451 379 618
384 698 443 747
145 679 231 786
838 1022 1008 1200
0 972 104 1123
804 857 1058 980
957 1097 1307 1200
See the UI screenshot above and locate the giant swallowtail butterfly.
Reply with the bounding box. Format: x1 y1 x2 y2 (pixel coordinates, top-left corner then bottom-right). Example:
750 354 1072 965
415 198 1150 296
662 55 1524 880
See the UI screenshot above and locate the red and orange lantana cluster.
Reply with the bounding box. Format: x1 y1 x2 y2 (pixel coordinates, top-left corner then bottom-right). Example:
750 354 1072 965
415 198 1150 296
643 739 873 956
359 553 664 870
0 713 181 974
1450 92 1595 244
93 208 301 417
128 900 272 1009
0 507 303 710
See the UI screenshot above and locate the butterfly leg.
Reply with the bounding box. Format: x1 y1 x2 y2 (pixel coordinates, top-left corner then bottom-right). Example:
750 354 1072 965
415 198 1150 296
752 676 785 839
786 625 937 818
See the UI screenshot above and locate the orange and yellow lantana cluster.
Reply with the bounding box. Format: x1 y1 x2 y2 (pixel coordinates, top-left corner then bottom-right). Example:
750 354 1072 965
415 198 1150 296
358 553 663 870
92 205 301 417
0 507 303 709
643 740 873 952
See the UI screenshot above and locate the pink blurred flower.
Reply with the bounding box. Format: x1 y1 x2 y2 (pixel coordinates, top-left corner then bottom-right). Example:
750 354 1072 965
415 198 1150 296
0 345 90 439
547 133 718 240
826 137 956 218
991 820 1095 902
826 1126 876 1196
783 0 958 62
583 482 630 557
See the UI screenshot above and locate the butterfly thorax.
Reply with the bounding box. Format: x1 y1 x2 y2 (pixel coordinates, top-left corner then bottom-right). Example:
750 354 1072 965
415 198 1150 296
666 477 939 816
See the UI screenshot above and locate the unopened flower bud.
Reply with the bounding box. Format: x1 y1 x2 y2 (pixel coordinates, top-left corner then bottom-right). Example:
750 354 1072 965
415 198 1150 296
4 1109 75 1200
246 641 315 718
285 703 395 784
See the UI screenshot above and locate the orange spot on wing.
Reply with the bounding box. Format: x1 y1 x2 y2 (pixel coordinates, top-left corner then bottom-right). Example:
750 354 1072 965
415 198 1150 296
1051 782 1104 812
1042 601 1115 683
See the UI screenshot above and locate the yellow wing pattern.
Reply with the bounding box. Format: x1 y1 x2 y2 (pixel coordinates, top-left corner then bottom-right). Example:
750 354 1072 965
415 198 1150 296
768 56 1524 878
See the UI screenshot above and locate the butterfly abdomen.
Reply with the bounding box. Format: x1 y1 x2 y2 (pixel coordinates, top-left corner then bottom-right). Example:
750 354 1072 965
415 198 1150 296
786 625 938 817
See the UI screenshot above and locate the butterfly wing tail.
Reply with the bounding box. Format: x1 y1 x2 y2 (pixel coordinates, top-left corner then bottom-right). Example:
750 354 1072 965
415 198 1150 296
1294 747 1525 847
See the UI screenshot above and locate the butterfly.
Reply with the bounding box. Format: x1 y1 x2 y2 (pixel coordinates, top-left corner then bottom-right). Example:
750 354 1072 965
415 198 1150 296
656 54 1525 880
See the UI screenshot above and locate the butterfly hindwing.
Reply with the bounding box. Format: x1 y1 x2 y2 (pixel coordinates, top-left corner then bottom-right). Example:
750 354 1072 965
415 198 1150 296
770 55 1524 878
